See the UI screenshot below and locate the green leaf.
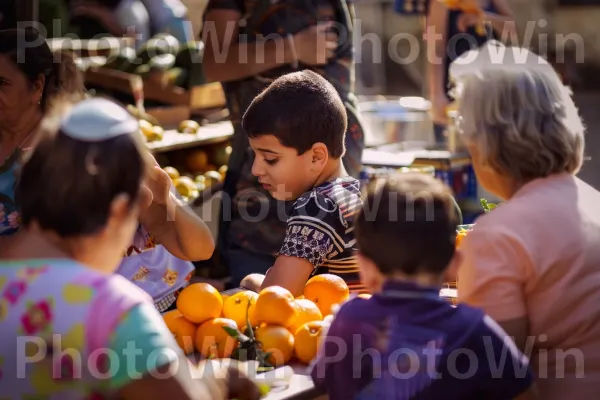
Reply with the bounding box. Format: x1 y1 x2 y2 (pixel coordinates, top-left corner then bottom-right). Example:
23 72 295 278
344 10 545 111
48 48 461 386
223 326 240 338
223 325 252 344
480 198 489 212
245 301 255 340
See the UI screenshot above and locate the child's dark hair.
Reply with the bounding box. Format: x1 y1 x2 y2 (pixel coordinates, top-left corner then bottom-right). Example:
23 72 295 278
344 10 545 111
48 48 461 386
242 70 347 158
355 173 459 276
17 110 148 237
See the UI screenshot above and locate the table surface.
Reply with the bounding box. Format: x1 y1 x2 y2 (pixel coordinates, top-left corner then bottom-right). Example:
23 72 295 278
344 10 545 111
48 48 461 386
260 364 322 400
186 353 321 400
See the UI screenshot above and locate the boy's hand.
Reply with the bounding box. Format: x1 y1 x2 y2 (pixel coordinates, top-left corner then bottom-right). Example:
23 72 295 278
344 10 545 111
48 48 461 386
294 23 338 66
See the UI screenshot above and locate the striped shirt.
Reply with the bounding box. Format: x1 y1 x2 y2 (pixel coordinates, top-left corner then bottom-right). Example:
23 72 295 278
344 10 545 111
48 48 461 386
278 177 365 292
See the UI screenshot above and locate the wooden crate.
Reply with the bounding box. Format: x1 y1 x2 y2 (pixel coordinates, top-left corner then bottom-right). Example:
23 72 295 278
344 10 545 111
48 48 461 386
84 67 226 110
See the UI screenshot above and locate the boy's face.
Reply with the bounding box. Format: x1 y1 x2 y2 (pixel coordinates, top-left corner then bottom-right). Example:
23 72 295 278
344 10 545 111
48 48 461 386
249 134 322 201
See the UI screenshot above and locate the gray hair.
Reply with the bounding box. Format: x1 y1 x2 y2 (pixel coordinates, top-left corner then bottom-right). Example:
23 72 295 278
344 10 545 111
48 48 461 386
451 41 585 182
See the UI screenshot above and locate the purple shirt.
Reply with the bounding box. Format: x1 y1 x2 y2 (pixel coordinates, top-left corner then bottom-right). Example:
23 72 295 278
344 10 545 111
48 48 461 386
311 281 534 400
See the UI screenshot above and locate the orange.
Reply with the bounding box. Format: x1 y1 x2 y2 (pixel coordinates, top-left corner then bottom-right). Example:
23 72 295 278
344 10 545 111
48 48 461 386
163 310 197 354
294 320 327 364
253 286 298 328
288 299 323 335
255 325 295 367
177 283 223 324
223 290 259 328
162 309 183 326
194 318 239 359
304 274 350 316
184 149 209 173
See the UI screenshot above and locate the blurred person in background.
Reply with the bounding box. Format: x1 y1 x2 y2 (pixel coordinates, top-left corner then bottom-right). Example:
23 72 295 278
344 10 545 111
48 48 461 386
202 0 365 288
0 27 86 238
66 0 194 45
426 0 516 144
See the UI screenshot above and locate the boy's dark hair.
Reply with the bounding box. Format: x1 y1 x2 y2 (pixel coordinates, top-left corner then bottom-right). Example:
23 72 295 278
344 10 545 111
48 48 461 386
242 70 347 158
17 112 148 237
355 173 459 276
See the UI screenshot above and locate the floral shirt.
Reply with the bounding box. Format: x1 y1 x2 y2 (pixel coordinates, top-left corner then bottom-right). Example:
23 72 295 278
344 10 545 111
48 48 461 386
0 259 181 399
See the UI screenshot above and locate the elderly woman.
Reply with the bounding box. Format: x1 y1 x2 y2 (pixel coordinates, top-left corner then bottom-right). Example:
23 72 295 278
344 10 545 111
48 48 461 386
453 42 600 398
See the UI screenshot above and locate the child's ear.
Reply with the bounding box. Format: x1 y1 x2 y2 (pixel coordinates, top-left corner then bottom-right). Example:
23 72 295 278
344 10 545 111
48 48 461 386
311 143 328 165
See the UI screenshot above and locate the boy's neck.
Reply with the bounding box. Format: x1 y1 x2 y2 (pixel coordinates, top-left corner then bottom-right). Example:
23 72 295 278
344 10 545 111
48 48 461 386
313 159 347 188
377 272 446 292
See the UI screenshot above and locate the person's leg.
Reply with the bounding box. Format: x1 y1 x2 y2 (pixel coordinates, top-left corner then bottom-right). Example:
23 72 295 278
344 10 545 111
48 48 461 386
224 245 274 289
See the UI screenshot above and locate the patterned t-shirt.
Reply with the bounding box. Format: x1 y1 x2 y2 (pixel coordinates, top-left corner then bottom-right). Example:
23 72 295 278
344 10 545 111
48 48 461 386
278 177 364 292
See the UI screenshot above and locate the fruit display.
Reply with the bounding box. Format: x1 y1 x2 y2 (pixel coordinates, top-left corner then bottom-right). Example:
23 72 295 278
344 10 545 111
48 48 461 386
103 34 206 90
178 120 201 134
139 119 164 143
162 274 353 379
156 142 232 202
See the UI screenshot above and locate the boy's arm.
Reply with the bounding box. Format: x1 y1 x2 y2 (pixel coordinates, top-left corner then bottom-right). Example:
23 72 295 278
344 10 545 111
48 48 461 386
140 165 215 262
259 193 343 296
261 256 314 296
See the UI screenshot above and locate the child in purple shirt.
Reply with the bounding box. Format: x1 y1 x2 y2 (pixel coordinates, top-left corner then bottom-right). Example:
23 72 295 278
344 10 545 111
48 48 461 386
311 173 537 400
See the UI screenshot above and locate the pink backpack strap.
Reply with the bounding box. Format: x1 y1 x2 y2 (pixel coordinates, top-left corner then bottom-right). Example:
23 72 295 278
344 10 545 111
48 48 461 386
85 274 154 353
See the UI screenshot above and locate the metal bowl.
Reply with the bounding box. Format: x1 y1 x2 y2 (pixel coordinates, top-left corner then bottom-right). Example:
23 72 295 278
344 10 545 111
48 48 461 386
358 96 435 148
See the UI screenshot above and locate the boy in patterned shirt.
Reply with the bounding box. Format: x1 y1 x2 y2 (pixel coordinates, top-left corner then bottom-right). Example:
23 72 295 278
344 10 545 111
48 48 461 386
239 70 365 296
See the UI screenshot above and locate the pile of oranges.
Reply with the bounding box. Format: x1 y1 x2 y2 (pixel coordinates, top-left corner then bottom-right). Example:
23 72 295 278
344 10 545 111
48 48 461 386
162 274 351 366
